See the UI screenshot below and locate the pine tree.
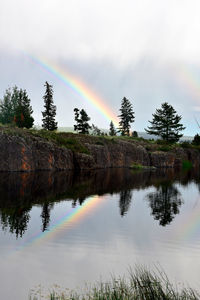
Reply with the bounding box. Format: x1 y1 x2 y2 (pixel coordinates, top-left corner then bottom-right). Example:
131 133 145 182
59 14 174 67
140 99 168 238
74 108 91 134
118 97 135 136
0 88 13 124
14 89 34 128
42 82 57 131
0 86 34 128
91 124 102 135
192 134 200 145
132 130 138 137
145 102 185 143
109 121 117 136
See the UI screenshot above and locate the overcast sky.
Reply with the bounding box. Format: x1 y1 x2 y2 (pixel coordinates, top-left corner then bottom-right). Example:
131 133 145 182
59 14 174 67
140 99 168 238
1 0 200 135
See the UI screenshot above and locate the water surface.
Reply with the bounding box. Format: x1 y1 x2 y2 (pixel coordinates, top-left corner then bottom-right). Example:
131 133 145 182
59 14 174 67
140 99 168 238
1 168 200 299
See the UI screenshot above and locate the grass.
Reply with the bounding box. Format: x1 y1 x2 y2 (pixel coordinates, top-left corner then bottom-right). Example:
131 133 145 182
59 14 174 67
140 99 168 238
130 163 144 170
129 163 155 170
29 129 90 154
1 125 200 155
29 266 199 300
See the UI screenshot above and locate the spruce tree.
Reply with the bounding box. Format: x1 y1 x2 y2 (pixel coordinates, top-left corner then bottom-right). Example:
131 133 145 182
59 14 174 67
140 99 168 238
145 102 185 143
42 82 57 131
192 134 200 145
0 86 34 128
0 88 13 124
74 108 91 134
132 130 138 137
91 124 102 135
118 97 135 136
109 121 117 136
14 89 34 128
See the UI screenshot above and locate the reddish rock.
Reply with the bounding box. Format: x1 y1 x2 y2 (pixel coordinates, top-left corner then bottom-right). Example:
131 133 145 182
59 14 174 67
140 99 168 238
0 131 199 171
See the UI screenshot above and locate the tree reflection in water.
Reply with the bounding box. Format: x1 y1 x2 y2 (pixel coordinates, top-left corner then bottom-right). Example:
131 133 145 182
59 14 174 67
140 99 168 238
119 190 132 217
0 168 199 237
41 203 54 232
0 206 31 238
146 182 182 226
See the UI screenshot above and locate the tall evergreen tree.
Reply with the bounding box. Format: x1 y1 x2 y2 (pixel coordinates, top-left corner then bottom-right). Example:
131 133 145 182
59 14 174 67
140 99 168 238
145 102 185 143
0 86 34 128
42 82 57 131
118 97 135 136
0 88 13 124
109 121 117 136
91 124 102 135
14 89 34 128
74 108 91 134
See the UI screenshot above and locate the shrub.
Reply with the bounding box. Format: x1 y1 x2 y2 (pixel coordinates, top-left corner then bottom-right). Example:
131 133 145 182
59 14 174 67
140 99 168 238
180 141 192 149
158 145 172 152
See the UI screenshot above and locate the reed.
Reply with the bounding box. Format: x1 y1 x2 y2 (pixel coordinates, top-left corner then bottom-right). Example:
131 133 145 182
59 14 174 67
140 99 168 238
29 266 199 300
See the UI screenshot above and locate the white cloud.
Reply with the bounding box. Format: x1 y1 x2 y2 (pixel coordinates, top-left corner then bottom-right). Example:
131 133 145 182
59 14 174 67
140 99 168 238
1 0 200 65
1 0 200 135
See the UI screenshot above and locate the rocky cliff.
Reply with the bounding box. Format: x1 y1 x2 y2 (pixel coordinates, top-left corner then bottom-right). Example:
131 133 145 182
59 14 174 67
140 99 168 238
0 128 199 171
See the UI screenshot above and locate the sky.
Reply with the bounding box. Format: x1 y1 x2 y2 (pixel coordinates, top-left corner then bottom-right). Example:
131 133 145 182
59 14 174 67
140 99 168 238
1 0 200 135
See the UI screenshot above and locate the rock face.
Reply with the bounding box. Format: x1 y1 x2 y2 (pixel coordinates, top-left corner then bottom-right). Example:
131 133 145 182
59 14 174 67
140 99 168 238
0 133 74 171
0 131 199 171
84 141 150 169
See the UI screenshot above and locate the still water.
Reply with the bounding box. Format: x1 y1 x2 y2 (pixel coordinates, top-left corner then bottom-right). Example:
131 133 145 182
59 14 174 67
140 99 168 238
1 168 200 299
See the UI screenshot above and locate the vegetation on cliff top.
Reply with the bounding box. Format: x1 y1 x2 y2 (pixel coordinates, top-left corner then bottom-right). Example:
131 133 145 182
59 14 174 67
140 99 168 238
0 125 199 156
1 83 194 144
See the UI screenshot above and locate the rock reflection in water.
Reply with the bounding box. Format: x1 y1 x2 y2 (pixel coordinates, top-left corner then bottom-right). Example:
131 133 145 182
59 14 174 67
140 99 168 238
0 168 199 237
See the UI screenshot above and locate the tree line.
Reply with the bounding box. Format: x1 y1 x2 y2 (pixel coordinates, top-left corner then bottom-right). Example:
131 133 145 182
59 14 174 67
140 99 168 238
0 81 191 143
0 82 57 131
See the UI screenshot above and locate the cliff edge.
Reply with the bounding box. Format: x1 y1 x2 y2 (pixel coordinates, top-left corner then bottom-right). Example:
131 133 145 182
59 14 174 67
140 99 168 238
0 127 199 171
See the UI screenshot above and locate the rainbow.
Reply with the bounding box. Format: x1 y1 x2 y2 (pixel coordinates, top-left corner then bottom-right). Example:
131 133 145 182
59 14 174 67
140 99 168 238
173 64 200 110
173 197 200 242
26 54 119 127
20 195 106 250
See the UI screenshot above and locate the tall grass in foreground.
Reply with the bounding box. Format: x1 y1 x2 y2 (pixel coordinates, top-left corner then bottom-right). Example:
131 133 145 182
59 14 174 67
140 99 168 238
29 266 199 300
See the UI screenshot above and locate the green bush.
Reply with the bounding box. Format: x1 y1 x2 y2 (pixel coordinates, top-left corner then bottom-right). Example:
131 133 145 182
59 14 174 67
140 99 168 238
180 141 192 149
30 130 90 154
158 145 172 152
130 163 143 170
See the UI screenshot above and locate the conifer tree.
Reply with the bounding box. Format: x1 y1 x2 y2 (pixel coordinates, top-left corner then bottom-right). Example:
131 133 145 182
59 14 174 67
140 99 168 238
14 89 34 128
145 102 185 143
42 82 57 131
74 108 91 134
192 134 200 145
132 130 138 137
0 88 13 124
109 121 117 136
118 97 135 136
91 124 102 135
0 86 34 128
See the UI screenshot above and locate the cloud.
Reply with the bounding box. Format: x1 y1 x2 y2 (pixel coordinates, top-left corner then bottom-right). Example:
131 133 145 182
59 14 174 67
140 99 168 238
1 0 200 65
0 0 200 135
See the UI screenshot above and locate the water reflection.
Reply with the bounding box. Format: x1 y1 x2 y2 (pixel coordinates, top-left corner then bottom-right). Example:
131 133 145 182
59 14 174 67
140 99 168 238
146 182 182 226
0 168 199 237
119 190 132 217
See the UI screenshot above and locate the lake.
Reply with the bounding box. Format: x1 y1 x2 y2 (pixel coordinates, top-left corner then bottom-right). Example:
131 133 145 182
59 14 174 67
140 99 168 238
0 168 200 299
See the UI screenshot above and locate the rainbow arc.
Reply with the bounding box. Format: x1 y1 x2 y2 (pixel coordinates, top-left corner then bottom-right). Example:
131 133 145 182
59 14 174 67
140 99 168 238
27 54 119 127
